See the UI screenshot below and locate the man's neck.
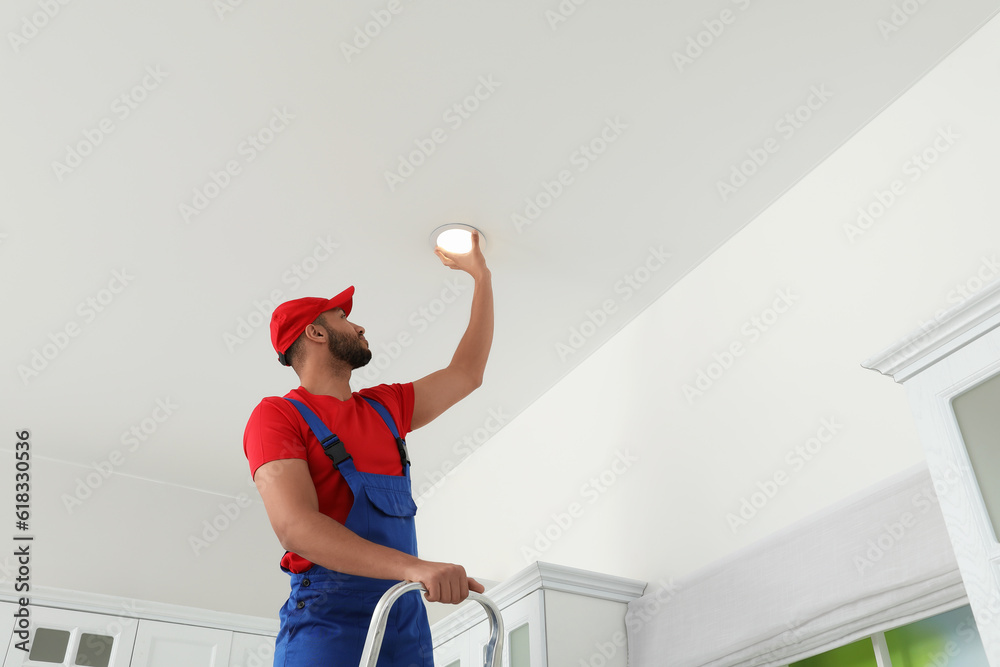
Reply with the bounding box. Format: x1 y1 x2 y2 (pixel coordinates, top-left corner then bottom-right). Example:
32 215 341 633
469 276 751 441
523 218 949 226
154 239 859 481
297 365 353 401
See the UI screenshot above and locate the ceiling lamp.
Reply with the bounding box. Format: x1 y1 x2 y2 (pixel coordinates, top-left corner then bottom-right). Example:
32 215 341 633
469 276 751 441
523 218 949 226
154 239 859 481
429 223 487 254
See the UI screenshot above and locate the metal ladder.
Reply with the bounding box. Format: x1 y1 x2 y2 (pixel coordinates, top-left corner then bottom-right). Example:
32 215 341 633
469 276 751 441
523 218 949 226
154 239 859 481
359 581 504 667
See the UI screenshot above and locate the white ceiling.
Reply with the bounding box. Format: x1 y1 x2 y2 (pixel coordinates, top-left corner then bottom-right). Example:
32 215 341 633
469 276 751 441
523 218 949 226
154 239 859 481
3 0 999 586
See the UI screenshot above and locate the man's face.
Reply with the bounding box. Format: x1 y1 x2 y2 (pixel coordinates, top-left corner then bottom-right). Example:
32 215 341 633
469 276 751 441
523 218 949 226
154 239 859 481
319 309 371 369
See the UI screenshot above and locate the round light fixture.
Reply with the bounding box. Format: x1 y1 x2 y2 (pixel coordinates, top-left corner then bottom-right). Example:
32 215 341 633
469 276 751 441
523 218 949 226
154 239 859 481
429 223 487 254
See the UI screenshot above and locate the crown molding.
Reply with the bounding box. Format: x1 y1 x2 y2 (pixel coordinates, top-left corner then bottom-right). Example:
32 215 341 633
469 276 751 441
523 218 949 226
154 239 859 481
862 279 1000 382
0 564 644 643
0 584 278 635
430 561 646 642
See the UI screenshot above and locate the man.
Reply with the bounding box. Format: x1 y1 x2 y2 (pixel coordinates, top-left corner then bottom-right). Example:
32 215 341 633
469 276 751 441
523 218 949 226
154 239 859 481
244 232 493 666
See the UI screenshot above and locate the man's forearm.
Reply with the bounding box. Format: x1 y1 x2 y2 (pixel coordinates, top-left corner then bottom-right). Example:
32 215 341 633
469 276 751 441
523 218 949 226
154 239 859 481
449 270 494 386
283 510 480 603
284 510 419 580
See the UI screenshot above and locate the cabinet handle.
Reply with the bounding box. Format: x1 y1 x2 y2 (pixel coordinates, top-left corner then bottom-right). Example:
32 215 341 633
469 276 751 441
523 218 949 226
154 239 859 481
359 581 504 667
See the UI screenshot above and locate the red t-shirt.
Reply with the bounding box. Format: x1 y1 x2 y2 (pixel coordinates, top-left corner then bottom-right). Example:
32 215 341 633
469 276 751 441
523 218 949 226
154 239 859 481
243 383 415 573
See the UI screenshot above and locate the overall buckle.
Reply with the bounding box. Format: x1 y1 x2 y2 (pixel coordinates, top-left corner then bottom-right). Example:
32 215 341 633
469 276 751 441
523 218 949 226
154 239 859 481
321 434 352 469
395 437 410 467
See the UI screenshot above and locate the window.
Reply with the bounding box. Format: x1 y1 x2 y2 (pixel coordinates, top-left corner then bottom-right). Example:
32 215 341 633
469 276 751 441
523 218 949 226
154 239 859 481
74 633 115 667
790 606 986 667
884 606 987 667
27 628 71 663
951 374 1000 541
23 627 117 666
508 623 530 667
791 637 878 667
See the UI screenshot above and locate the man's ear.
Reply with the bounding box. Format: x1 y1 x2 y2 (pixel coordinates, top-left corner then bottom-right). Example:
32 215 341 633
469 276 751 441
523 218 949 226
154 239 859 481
303 321 327 343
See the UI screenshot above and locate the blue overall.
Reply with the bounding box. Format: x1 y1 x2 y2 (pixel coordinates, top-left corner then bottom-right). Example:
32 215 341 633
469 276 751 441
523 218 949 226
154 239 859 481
273 396 434 667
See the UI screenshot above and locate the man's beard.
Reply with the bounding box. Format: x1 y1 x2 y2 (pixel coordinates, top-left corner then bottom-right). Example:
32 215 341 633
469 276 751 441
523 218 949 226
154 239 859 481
324 326 372 369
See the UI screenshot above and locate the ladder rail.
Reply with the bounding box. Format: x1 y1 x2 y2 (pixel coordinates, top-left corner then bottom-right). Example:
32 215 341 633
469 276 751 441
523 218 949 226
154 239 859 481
359 581 504 667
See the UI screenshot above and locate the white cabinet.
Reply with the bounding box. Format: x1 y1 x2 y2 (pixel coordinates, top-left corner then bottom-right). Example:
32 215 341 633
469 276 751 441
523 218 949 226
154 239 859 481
0 593 277 667
434 630 471 667
2 605 138 667
486 591 543 667
129 620 231 667
226 633 274 667
446 591 544 667
0 602 16 664
864 280 1000 667
431 562 644 667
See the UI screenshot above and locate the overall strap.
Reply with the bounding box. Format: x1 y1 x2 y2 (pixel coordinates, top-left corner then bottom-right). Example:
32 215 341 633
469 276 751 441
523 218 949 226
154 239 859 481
360 396 410 467
284 398 352 469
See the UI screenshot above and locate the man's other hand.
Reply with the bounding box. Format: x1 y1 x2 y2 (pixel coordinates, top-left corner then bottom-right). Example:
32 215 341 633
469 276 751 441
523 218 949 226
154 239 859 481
405 559 486 604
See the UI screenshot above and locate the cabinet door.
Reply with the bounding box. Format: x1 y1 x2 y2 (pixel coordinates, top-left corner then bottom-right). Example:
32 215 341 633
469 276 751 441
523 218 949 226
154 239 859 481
466 619 490 667
227 633 274 667
498 592 544 667
130 620 231 667
433 630 470 667
2 605 138 667
904 326 1000 664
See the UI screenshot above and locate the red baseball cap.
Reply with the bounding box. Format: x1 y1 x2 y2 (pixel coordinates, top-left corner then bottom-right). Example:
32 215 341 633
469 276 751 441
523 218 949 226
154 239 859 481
270 286 355 366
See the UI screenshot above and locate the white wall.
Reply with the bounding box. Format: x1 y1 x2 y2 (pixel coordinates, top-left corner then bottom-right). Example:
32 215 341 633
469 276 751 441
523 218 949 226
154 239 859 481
415 12 1000 592
0 456 288 618
6 8 999 627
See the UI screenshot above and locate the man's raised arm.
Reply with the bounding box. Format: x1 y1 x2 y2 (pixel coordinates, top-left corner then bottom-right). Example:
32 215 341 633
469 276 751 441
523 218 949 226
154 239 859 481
411 231 494 430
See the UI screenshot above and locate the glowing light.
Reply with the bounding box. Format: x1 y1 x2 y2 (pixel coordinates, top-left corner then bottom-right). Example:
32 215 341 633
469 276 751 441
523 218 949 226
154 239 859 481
429 224 487 254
